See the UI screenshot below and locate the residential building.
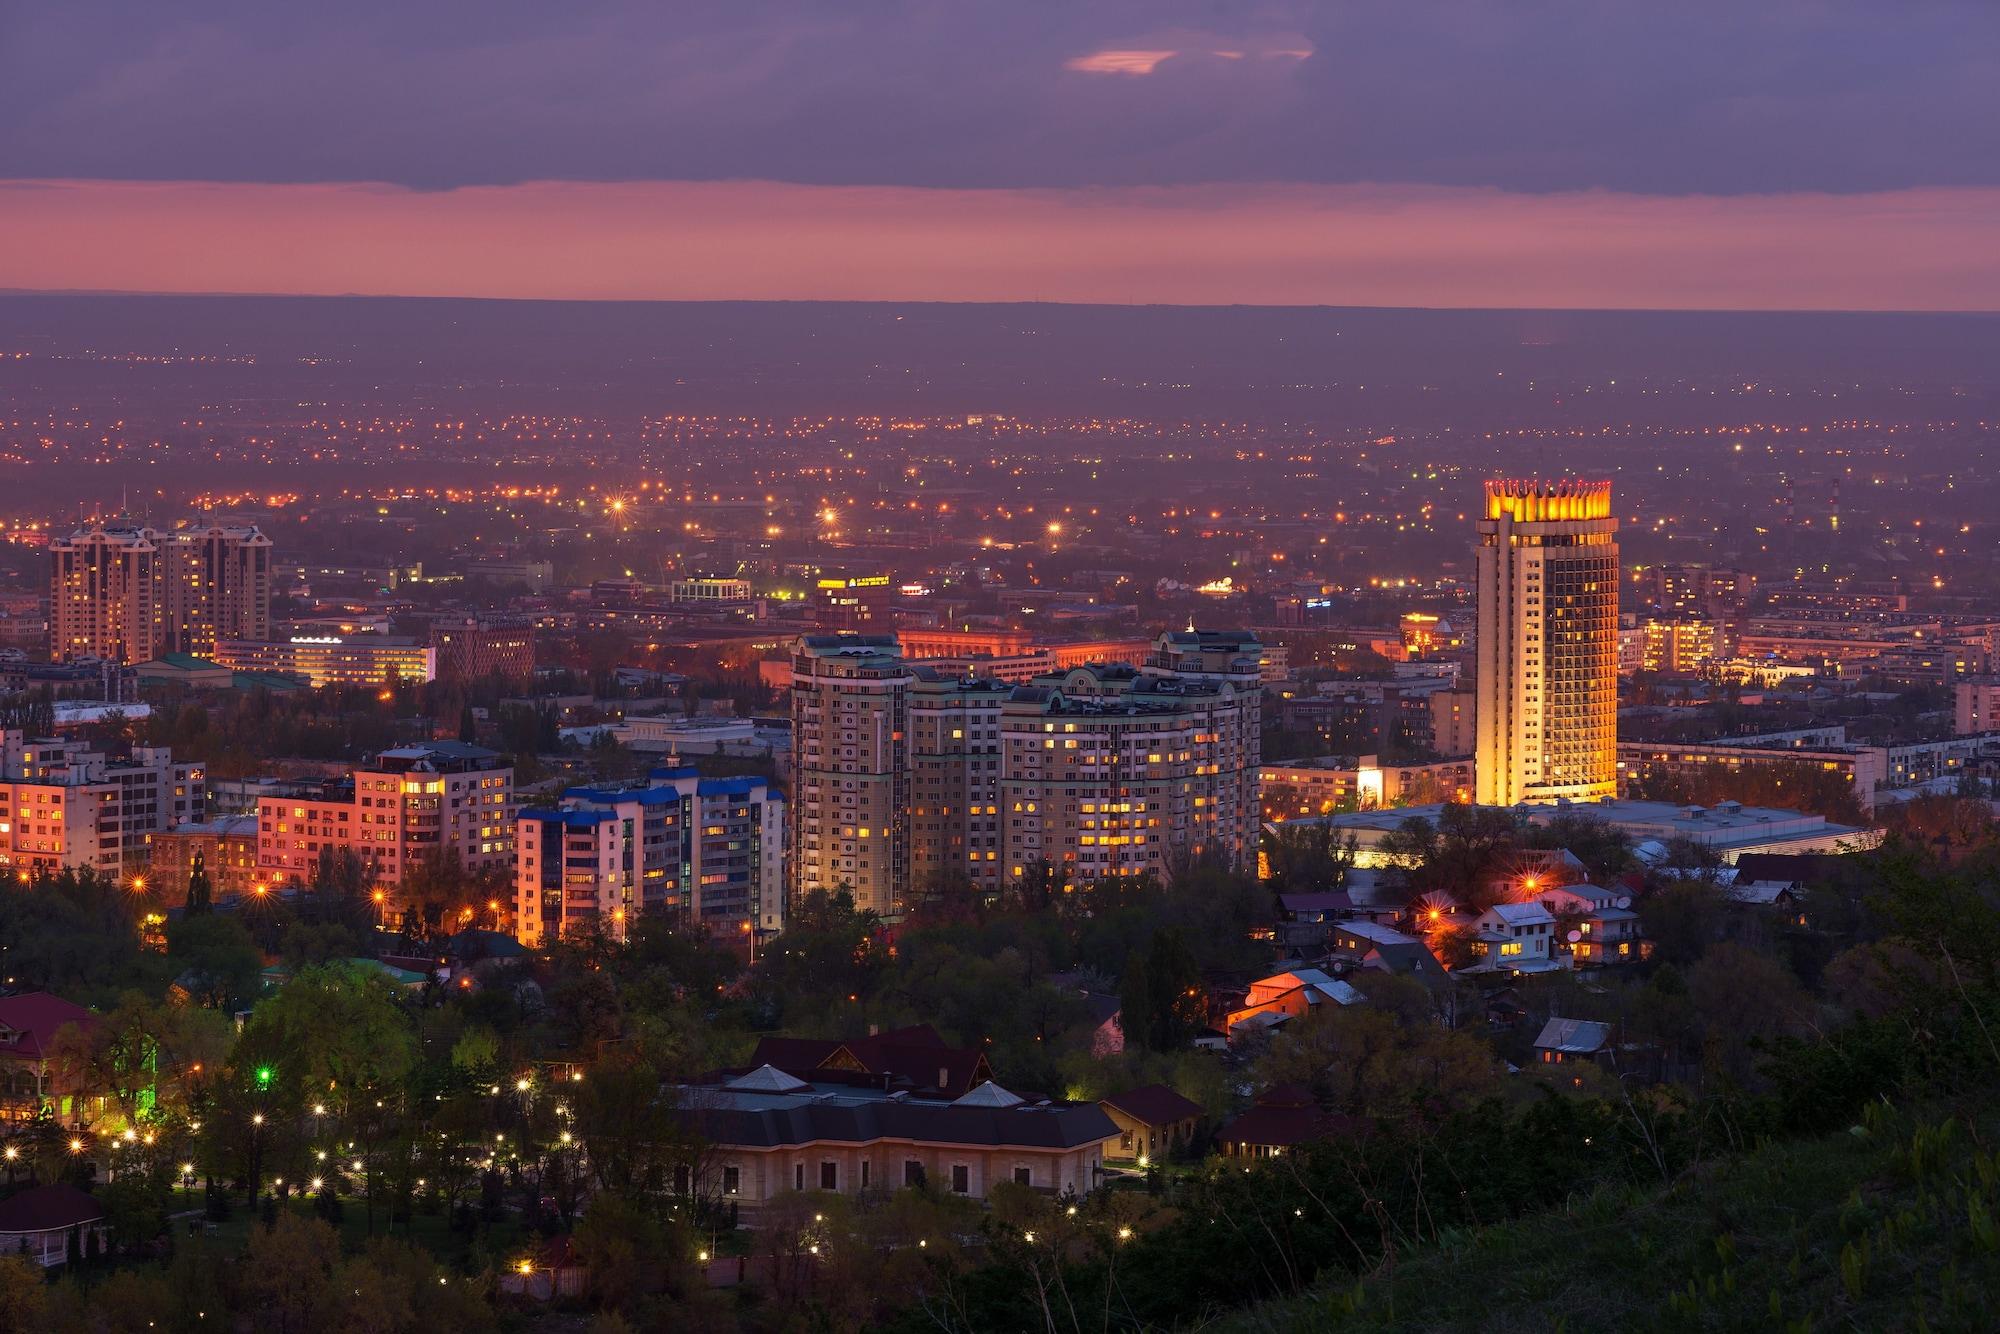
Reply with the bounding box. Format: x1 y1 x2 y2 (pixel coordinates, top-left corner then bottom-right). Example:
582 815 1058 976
50 521 271 662
1532 1017 1614 1067
0 993 102 1125
1099 1085 1204 1163
1224 968 1362 1040
1260 755 1475 819
1957 678 2000 736
148 814 262 899
1474 479 1620 805
1218 1085 1361 1160
908 672 1011 897
739 1025 992 1099
790 628 1260 915
1464 901 1560 974
790 634 912 917
675 1068 1117 1212
430 616 535 683
514 767 783 946
213 635 436 687
256 742 513 888
0 734 203 878
1640 619 1721 676
0 1186 109 1269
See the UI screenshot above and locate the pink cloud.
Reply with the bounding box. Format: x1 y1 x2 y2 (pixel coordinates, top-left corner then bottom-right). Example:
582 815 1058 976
1065 49 1178 76
0 177 1996 310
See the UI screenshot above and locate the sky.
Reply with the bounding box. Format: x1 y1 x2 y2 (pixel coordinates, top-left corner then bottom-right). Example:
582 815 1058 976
2 1 1997 309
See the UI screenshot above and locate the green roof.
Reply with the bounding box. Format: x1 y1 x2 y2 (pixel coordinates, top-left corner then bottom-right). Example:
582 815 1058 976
145 653 227 671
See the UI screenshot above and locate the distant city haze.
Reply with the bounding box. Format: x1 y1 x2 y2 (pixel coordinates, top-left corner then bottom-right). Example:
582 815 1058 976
4 180 1999 309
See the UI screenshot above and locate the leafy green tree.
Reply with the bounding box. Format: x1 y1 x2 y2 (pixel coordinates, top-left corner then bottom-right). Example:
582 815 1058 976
166 911 265 1009
1119 928 1206 1051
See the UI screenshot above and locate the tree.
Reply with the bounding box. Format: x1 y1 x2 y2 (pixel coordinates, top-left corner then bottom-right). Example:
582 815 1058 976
1261 822 1358 894
166 912 264 1009
184 849 213 916
1119 928 1206 1051
244 1213 339 1334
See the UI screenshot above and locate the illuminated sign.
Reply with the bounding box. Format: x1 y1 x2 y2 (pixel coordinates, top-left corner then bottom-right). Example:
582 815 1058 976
816 576 891 590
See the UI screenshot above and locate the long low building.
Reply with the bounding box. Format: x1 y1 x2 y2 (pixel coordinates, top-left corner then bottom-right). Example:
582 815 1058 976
1285 797 1878 866
677 1067 1118 1209
213 636 436 687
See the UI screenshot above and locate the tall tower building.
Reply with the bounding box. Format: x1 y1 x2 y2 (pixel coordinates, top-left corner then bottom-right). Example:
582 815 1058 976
1474 480 1620 806
790 635 912 918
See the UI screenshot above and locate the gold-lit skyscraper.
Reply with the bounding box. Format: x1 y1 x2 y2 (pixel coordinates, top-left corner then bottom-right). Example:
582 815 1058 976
1474 480 1619 806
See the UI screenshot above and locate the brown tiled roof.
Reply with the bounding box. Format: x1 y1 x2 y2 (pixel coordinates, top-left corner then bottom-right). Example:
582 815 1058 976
745 1024 993 1098
0 993 98 1062
1102 1084 1204 1127
0 1184 104 1233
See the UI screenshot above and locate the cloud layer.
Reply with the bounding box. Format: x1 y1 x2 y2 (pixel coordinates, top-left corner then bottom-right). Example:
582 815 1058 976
5 178 1997 310
3 2 1997 194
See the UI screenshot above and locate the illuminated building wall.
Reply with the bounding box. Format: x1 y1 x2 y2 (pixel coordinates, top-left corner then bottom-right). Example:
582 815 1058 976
1474 480 1620 806
51 522 271 663
515 769 783 947
790 635 912 918
0 738 203 879
256 743 513 894
1640 619 1720 676
908 673 1012 896
214 636 437 687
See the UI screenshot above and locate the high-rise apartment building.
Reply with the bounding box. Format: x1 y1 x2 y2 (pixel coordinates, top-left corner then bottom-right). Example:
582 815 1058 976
429 617 536 683
51 521 271 663
909 672 1011 895
790 629 1261 916
514 767 784 947
790 635 912 917
1474 480 1620 806
1640 618 1720 677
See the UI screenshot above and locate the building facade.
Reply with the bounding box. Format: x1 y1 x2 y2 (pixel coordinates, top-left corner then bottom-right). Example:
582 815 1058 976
430 617 536 683
791 628 1261 917
1474 480 1620 806
51 522 270 663
514 768 784 947
214 636 437 687
790 635 912 917
0 732 203 879
256 743 512 887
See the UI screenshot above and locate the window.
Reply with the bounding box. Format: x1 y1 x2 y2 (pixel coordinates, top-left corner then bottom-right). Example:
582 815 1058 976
951 1164 970 1194
722 1166 740 1195
795 1164 805 1191
1013 1166 1032 1186
861 1161 870 1188
904 1160 925 1188
820 1161 838 1191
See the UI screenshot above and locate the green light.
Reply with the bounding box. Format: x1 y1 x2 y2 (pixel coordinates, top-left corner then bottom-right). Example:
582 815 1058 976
255 1066 273 1089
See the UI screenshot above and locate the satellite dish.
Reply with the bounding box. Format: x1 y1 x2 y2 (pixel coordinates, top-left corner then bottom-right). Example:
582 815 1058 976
1565 930 1582 943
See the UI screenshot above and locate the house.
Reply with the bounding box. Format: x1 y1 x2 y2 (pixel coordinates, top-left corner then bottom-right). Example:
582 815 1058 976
678 1067 1118 1210
1464 902 1561 974
1077 992 1124 1058
1328 920 1419 963
1276 891 1354 952
1532 1017 1614 1066
1359 939 1452 988
1217 1085 1365 1160
742 1024 994 1099
0 1184 108 1267
1100 1085 1205 1163
1538 884 1646 964
1224 968 1363 1039
0 993 101 1125
1727 853 1854 911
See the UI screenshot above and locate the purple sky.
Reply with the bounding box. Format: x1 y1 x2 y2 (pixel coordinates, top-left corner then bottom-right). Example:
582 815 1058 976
3 2 1996 306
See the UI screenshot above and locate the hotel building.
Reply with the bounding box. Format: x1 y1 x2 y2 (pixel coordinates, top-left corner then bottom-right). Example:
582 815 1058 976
1474 480 1620 806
